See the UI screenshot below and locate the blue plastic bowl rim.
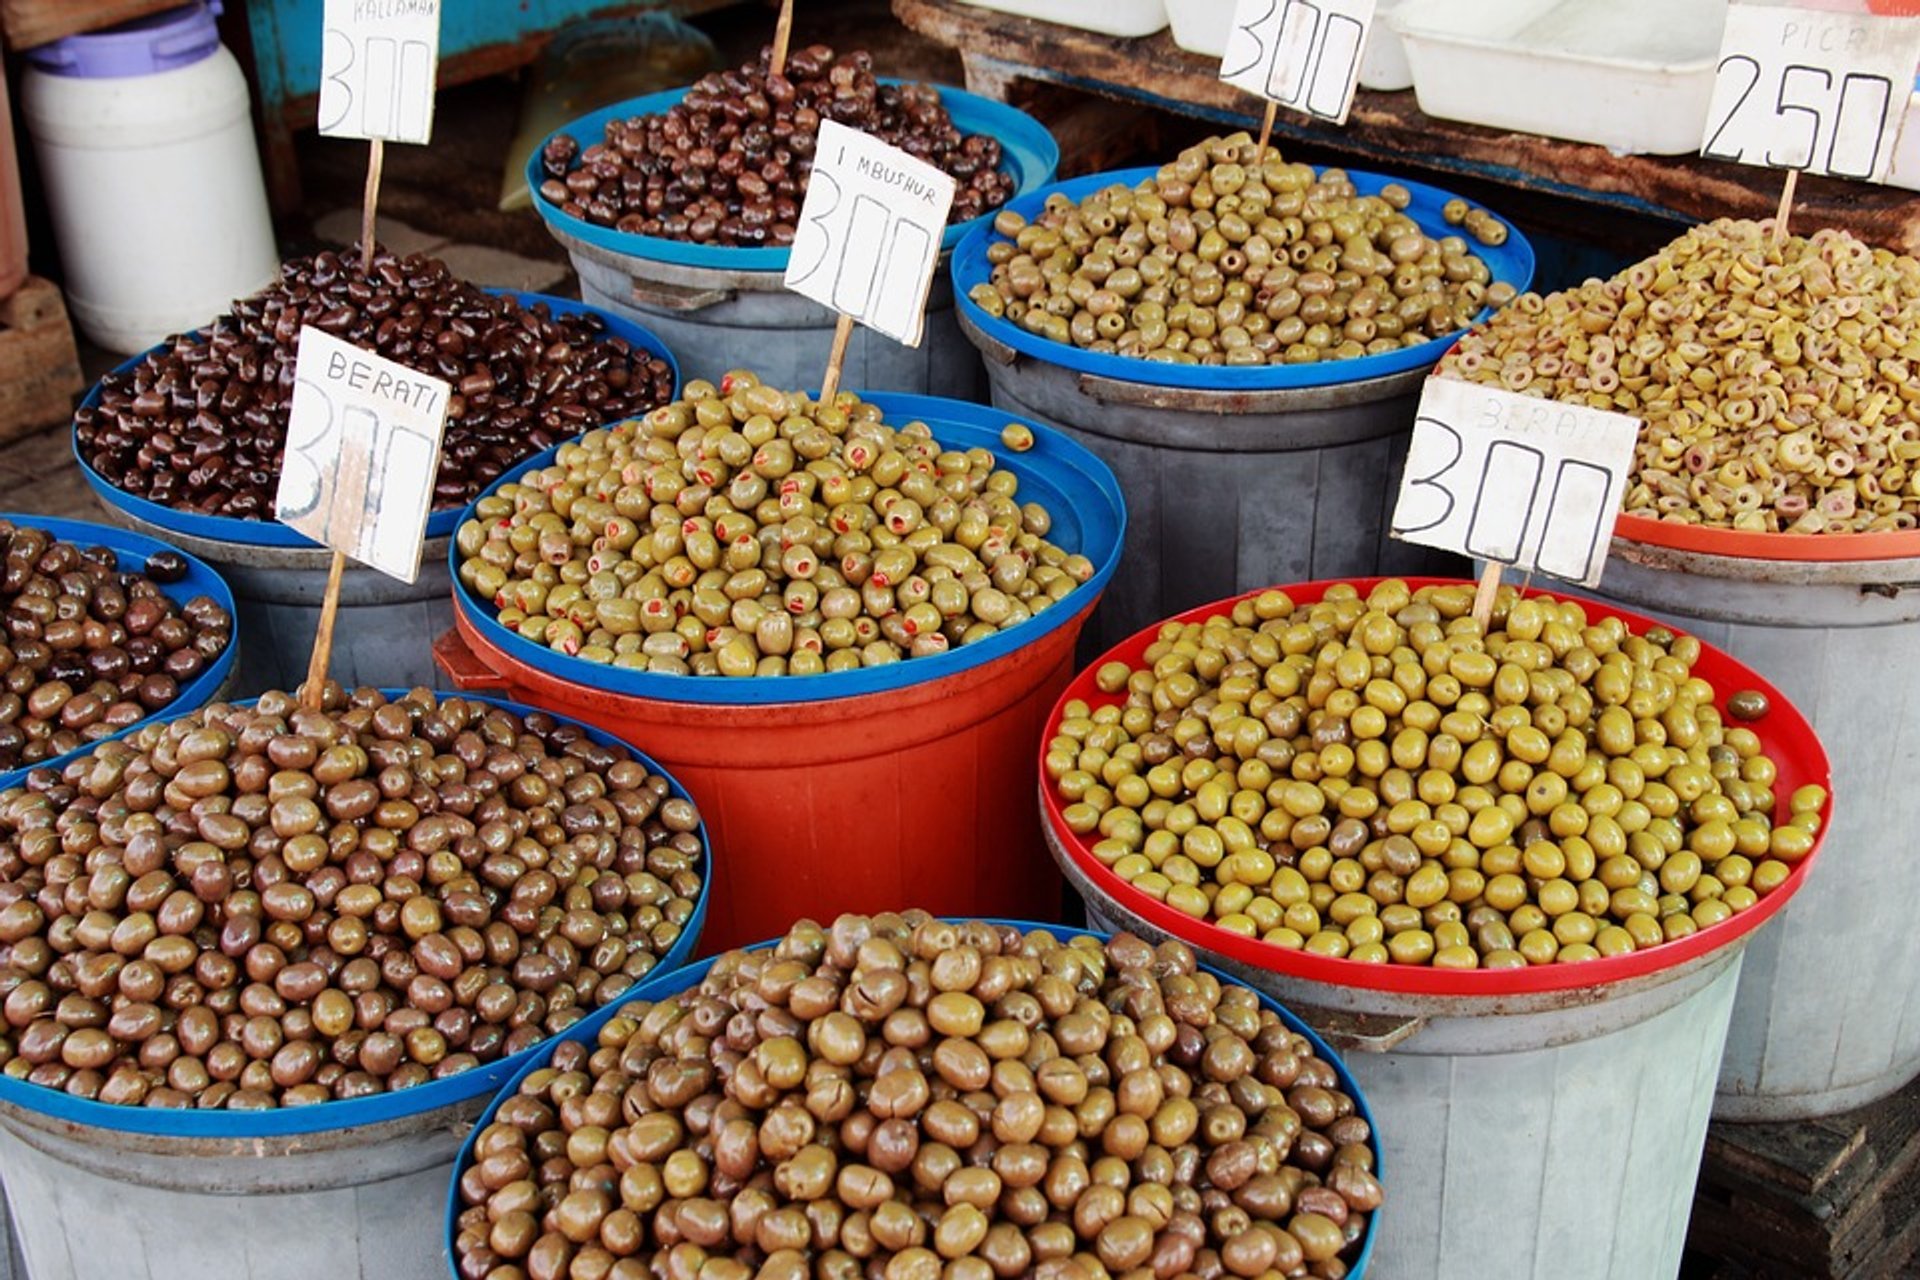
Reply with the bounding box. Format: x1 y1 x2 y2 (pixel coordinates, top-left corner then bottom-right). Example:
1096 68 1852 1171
71 290 682 551
952 163 1537 390
0 513 239 794
442 919 1384 1280
0 688 713 1138
525 80 1062 273
448 390 1127 706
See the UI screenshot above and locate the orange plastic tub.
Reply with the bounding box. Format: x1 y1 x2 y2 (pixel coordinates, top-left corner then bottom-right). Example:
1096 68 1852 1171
436 392 1126 952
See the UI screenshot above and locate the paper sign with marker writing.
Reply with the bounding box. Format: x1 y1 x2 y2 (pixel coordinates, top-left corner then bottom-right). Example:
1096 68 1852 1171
1702 3 1920 182
1391 378 1642 589
276 327 451 583
317 0 441 145
784 119 958 347
1220 0 1377 126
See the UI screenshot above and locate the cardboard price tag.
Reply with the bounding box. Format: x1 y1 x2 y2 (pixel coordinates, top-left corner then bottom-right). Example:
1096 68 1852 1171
317 0 442 145
1391 379 1642 589
1702 3 1920 182
275 327 451 583
784 119 958 347
1220 0 1377 126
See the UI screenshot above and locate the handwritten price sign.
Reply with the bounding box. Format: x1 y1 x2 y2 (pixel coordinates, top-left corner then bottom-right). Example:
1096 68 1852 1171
1702 3 1920 182
276 328 451 583
1221 0 1377 126
317 0 441 145
785 120 957 347
1391 379 1642 589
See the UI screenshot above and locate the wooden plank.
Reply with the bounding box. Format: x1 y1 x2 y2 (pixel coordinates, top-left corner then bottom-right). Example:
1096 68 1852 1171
0 277 82 446
893 0 1920 255
2 0 179 51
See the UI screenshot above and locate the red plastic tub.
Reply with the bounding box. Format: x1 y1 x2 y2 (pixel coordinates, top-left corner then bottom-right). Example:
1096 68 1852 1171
437 393 1126 953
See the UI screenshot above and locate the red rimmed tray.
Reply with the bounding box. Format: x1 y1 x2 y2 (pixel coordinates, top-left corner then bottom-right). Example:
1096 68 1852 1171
1040 576 1834 998
1613 512 1920 563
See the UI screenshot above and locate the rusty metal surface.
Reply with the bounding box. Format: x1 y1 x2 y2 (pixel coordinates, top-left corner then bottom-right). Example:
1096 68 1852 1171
894 0 1920 255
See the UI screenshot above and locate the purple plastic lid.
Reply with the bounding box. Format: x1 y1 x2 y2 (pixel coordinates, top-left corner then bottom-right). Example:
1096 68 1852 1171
27 1 222 78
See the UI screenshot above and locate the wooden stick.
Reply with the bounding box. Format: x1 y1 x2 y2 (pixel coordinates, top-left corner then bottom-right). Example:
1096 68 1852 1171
1772 167 1799 245
361 138 385 275
302 550 349 711
819 312 855 404
1254 100 1278 167
769 0 795 78
1470 559 1502 631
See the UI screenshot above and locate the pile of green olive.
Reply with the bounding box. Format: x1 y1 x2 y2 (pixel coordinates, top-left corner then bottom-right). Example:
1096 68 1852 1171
456 375 1095 676
0 687 703 1109
1441 218 1920 534
1048 581 1826 970
967 132 1514 368
452 912 1380 1280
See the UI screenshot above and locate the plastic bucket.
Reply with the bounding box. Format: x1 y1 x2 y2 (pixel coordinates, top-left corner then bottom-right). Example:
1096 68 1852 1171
0 512 238 793
528 83 1059 397
73 292 678 696
445 918 1385 1280
1040 579 1833 1280
954 167 1536 656
1588 532 1920 1120
434 392 1125 952
0 689 711 1280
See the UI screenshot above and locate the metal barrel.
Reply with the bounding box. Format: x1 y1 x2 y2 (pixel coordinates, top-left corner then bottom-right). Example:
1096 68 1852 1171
965 311 1463 654
1589 538 1920 1120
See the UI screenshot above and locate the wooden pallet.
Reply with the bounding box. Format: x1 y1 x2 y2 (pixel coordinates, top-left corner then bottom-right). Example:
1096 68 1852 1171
1 0 178 50
0 278 83 445
1685 1077 1920 1278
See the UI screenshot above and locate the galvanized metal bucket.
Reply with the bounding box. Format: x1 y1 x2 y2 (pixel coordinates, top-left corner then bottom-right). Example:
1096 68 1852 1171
559 223 983 398
963 312 1464 655
85 507 452 697
1590 537 1920 1121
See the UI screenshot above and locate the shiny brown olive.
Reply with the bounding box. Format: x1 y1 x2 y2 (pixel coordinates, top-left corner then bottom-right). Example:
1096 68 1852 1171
1442 218 1920 535
1049 581 1826 969
0 522 230 769
74 247 675 521
451 913 1378 1280
456 373 1096 675
0 687 705 1109
969 132 1507 369
541 44 1013 246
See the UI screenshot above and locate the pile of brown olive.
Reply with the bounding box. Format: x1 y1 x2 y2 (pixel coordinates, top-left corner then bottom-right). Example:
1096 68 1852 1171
0 687 704 1109
0 522 230 772
540 43 1014 247
74 247 677 521
968 133 1513 368
1440 218 1920 534
456 374 1095 676
452 912 1380 1280
1049 581 1826 969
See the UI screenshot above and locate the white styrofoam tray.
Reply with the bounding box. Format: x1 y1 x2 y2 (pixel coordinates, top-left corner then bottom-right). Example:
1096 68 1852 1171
1165 0 1413 91
1388 0 1727 155
957 0 1168 38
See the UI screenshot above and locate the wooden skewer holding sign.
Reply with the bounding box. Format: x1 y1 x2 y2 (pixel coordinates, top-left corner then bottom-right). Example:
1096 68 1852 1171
769 0 795 77
1772 167 1799 246
818 313 855 404
1253 100 1279 168
1470 559 1502 631
360 139 384 275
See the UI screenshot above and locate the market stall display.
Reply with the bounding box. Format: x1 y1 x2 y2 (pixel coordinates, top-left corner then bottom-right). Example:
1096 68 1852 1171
0 687 711 1280
955 138 1534 653
436 388 1124 951
1039 578 1832 1278
448 912 1384 1280
1444 217 1920 1118
529 45 1058 397
73 253 677 693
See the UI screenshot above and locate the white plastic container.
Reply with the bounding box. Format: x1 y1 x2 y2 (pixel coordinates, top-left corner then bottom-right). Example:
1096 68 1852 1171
1166 0 1414 91
958 0 1168 38
1389 0 1726 154
22 1 277 352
